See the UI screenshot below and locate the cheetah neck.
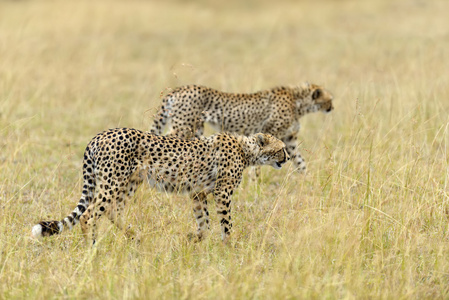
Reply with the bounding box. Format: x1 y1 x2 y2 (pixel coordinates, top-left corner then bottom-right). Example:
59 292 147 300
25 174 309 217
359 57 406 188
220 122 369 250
292 84 313 117
236 135 261 167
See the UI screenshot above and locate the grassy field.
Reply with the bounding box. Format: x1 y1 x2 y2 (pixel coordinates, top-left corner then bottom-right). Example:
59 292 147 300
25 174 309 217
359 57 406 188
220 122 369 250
1 0 449 298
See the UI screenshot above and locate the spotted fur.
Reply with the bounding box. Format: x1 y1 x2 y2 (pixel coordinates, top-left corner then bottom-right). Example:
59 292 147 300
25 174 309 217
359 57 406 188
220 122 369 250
32 128 289 244
150 83 333 174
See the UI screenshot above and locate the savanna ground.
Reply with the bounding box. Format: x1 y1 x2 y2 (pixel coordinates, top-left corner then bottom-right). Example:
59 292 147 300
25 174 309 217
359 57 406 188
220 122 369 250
1 0 449 298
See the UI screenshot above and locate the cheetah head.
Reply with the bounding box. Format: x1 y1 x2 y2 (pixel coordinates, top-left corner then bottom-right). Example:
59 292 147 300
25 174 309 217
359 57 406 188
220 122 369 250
254 133 290 169
297 83 334 115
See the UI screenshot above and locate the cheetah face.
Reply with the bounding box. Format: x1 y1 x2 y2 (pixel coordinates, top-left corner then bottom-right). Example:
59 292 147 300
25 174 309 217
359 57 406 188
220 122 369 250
255 133 290 169
310 85 334 114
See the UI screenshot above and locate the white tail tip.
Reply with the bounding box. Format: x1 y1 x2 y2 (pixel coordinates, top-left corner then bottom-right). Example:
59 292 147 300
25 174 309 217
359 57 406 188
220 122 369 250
31 224 43 240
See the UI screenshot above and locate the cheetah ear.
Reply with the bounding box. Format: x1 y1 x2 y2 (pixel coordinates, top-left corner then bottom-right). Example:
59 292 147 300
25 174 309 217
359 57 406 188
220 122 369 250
255 133 266 147
312 89 321 100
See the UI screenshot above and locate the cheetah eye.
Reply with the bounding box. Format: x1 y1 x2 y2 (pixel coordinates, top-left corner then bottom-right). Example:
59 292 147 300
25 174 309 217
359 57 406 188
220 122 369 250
312 89 321 100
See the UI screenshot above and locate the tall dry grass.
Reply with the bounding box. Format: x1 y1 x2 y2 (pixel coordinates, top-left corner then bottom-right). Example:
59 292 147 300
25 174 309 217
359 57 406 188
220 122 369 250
1 0 448 298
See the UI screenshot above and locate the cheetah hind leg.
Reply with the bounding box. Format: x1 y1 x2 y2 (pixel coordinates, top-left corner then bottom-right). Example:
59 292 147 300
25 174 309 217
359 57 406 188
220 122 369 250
187 192 210 242
193 118 204 138
107 209 140 243
107 179 143 243
79 204 96 246
79 188 136 246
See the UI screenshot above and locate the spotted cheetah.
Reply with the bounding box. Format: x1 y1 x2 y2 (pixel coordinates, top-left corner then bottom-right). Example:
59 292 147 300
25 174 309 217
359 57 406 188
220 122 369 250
31 128 289 244
150 83 333 174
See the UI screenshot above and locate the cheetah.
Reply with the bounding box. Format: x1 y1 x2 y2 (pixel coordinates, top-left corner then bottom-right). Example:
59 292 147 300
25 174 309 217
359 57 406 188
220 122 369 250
31 128 289 244
150 83 333 174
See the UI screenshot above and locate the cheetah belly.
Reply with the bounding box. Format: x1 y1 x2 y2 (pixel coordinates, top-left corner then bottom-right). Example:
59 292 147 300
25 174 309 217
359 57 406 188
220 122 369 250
145 164 217 194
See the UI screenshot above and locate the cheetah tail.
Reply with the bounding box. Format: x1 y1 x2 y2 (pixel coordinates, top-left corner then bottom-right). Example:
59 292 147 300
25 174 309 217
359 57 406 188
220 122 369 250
31 199 89 240
31 202 86 239
31 142 97 240
31 173 95 239
150 93 175 135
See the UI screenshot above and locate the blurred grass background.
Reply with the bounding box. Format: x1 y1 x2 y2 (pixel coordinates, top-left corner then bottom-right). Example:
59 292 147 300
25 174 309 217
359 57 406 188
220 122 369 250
1 0 448 298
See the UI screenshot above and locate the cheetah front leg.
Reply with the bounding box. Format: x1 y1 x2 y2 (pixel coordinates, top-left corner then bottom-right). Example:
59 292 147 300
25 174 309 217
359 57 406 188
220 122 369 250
247 166 261 181
188 192 210 242
282 132 306 174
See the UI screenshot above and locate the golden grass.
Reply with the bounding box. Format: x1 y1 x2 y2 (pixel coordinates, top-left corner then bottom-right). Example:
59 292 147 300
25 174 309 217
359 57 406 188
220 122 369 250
1 0 449 298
